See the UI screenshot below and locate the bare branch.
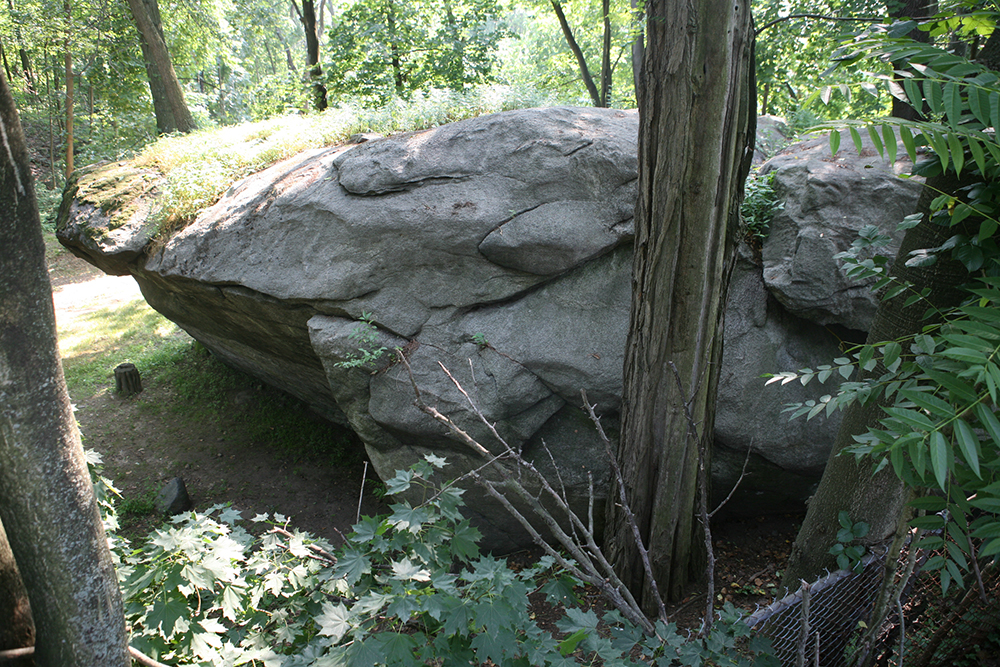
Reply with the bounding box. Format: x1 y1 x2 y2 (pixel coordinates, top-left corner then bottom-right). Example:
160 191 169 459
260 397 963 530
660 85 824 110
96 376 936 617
581 389 668 623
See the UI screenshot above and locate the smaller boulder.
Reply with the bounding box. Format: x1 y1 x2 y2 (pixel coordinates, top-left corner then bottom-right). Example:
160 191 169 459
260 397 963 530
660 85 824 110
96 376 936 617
157 477 193 516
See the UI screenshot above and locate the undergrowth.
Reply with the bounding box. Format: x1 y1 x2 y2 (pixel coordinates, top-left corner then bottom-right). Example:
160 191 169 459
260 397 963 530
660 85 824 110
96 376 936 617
90 454 776 667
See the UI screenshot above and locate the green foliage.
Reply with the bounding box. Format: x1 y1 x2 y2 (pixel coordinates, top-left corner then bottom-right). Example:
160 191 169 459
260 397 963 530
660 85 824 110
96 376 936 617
335 312 389 371
828 512 870 572
496 0 638 108
92 454 777 666
753 0 887 120
773 12 1000 595
741 169 783 244
326 0 508 105
471 332 489 349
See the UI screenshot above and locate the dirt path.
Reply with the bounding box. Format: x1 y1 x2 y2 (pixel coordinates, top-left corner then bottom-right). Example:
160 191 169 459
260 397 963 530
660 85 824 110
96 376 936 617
49 248 385 542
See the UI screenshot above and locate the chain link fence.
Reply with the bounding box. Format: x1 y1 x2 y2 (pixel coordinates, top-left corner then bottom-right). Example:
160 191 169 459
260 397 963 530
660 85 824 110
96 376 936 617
743 542 999 667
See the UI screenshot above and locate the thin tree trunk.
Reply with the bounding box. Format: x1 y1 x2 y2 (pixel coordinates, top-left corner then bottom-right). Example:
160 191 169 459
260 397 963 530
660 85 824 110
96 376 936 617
629 0 644 108
600 0 611 106
276 29 297 72
387 0 405 97
604 0 755 609
550 0 602 107
0 67 128 667
443 0 465 88
64 0 73 179
126 0 196 134
0 36 11 84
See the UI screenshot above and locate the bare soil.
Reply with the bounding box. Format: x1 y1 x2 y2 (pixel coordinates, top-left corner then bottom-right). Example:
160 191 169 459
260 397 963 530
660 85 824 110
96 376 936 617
49 247 387 542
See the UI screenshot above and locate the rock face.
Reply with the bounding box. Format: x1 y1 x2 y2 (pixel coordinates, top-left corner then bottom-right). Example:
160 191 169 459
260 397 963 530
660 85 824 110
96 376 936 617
761 131 923 330
58 107 922 550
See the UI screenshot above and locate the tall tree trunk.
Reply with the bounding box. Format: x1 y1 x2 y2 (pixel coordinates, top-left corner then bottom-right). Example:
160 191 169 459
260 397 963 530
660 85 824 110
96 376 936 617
126 0 196 134
604 0 755 609
0 68 128 667
550 0 602 107
629 0 644 108
443 0 465 88
294 0 327 110
0 35 11 84
275 29 297 72
386 0 405 97
6 0 35 96
64 0 73 179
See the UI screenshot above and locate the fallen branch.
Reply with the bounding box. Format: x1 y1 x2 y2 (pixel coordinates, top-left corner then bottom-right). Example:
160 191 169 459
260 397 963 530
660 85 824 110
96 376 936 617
399 352 657 634
0 645 173 667
268 527 338 565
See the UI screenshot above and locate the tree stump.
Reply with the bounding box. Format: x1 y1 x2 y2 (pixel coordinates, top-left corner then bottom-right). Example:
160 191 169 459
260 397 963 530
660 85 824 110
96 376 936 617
114 363 142 396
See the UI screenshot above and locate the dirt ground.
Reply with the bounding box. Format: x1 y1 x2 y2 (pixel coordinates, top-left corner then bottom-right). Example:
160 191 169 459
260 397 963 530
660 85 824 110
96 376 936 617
49 249 387 542
47 244 803 625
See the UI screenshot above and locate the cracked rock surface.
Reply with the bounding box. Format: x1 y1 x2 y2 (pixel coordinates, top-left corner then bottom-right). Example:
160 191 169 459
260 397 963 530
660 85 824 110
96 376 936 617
58 108 918 551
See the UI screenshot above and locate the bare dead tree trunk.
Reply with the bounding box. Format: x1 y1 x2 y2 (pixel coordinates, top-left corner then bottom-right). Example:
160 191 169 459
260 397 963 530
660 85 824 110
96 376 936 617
550 0 602 107
0 67 128 667
604 0 755 609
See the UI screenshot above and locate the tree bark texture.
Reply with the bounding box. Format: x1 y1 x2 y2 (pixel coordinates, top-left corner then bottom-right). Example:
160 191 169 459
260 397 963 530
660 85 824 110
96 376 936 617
0 519 34 651
126 0 196 134
604 0 755 608
783 172 975 586
298 0 327 110
0 69 128 667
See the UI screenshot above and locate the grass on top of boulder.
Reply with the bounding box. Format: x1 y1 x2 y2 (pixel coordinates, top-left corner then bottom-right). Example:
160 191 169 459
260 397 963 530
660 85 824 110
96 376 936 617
70 85 560 241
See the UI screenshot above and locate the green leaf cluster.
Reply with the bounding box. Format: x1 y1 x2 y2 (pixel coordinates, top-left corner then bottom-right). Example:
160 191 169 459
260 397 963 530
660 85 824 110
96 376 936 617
773 12 1000 595
91 454 777 666
828 512 870 572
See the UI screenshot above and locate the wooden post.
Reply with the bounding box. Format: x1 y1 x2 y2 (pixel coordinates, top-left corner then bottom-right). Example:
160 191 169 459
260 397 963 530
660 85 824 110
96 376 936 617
113 363 141 396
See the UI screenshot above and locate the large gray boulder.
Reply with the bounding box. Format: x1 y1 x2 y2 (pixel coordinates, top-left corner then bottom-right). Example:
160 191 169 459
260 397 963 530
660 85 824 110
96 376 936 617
57 107 917 549
761 131 924 331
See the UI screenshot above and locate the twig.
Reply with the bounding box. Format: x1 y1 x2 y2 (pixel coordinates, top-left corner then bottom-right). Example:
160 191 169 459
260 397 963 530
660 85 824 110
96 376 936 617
0 646 174 667
356 460 368 525
268 527 338 565
398 353 656 633
130 646 177 667
966 532 989 604
709 441 753 519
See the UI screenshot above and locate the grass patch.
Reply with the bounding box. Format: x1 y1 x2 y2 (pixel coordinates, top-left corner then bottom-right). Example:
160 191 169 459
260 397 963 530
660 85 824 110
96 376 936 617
54 262 360 468
59 297 189 399
92 85 558 240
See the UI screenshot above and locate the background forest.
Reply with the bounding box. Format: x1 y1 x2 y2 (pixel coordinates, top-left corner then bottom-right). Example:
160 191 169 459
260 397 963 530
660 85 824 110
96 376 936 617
1 0 890 199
